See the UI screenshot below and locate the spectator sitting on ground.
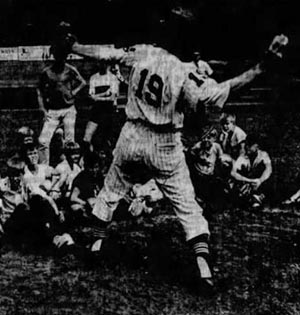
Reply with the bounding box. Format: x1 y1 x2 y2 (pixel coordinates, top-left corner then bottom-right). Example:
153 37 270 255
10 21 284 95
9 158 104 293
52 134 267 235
188 129 232 208
22 143 63 219
128 179 164 217
5 143 75 249
7 126 36 173
231 133 272 209
219 113 247 160
0 167 25 237
70 152 103 220
283 190 300 206
51 142 82 203
282 184 300 206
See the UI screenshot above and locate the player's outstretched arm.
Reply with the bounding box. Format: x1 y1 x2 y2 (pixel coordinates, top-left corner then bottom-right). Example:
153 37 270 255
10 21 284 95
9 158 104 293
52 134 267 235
55 25 125 62
225 34 288 92
72 42 125 62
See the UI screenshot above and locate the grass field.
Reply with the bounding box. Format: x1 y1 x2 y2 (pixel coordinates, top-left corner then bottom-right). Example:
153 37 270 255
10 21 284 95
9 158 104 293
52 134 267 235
2 89 300 314
1 204 300 315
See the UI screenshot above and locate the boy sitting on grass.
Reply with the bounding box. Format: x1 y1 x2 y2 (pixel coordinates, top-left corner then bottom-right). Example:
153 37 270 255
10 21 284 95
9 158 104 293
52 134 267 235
51 142 82 205
9 143 73 249
231 133 272 209
219 113 247 160
70 152 104 220
188 129 232 209
0 167 25 237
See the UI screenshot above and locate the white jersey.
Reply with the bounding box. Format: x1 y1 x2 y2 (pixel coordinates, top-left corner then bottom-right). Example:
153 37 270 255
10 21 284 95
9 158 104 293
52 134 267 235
96 44 230 129
89 71 120 102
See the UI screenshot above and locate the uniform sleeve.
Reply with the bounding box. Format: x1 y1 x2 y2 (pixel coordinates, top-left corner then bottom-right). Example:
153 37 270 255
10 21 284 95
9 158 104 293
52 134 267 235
73 44 126 62
119 45 154 67
182 70 230 110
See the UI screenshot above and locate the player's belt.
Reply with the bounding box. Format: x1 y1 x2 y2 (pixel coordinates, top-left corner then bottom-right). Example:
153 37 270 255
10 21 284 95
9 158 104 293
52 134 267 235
127 119 182 133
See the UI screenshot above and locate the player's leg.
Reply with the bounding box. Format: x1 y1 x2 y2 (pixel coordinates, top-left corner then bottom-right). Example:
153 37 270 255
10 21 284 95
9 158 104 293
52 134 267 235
39 110 61 164
88 123 143 252
63 105 77 144
151 140 213 295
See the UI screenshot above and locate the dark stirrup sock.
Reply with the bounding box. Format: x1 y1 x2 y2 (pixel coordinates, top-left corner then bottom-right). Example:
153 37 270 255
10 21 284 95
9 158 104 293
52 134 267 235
87 215 109 251
188 234 212 278
188 234 209 257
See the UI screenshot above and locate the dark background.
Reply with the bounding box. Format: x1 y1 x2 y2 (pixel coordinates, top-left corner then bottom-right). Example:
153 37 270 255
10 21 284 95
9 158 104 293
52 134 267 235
0 0 299 61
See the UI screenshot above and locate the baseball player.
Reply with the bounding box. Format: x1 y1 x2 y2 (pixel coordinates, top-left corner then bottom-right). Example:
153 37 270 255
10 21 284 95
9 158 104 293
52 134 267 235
58 26 288 294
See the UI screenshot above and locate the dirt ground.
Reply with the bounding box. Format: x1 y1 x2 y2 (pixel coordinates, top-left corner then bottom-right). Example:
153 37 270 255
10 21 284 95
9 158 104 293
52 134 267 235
1 204 300 315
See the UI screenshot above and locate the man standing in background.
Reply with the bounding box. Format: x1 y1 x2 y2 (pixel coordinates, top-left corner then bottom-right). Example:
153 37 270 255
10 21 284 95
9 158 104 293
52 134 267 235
83 60 122 153
38 44 86 165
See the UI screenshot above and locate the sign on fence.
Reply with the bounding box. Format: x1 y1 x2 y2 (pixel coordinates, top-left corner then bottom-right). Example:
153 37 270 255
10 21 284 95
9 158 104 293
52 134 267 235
0 47 19 61
0 45 88 61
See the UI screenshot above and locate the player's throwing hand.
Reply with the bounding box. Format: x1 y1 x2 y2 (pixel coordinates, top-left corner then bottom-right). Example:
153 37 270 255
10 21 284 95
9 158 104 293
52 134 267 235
267 34 289 58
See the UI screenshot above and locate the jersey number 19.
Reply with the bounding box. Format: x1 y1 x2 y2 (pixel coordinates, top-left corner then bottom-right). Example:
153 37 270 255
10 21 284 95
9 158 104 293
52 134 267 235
136 69 163 108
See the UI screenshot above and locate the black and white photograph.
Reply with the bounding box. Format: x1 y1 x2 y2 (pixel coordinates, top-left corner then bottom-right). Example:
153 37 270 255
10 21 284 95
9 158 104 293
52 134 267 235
0 0 299 314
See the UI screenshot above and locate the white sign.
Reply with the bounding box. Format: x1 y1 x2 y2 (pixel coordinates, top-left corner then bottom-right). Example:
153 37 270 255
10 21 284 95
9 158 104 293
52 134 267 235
0 45 116 61
18 46 48 61
0 47 18 61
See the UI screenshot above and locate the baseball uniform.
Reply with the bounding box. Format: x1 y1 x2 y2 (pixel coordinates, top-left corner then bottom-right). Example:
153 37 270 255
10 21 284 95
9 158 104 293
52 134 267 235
87 45 230 241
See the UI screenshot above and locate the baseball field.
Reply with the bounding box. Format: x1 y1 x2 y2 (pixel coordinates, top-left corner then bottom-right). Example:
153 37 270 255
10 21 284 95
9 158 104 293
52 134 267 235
1 101 300 314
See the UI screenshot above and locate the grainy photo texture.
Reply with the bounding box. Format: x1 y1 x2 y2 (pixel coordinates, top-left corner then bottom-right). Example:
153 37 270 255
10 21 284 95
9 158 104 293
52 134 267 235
0 1 299 314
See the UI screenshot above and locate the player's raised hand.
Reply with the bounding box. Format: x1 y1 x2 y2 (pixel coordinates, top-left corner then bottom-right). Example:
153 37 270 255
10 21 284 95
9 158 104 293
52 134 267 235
267 34 289 58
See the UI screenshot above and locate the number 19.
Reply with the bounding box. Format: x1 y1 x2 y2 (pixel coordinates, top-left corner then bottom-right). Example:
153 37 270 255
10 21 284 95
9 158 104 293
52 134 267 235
136 69 163 108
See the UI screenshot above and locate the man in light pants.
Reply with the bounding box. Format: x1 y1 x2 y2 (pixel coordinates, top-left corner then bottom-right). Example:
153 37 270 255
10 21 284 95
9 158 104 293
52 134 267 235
38 45 86 165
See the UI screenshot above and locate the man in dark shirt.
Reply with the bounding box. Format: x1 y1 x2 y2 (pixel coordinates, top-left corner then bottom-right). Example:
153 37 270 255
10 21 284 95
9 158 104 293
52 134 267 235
38 45 86 165
70 153 103 217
